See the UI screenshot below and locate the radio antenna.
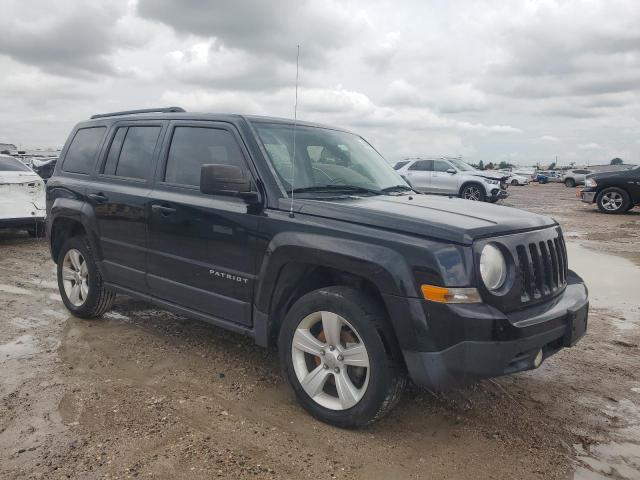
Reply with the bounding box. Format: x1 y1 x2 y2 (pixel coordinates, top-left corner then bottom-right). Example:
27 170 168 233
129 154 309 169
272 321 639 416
289 44 300 218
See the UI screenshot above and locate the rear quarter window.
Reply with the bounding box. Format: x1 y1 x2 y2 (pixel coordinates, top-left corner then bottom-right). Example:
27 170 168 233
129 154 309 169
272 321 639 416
62 127 106 174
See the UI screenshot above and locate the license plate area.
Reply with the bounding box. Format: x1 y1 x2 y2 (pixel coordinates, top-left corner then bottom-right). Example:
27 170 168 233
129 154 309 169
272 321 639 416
564 303 588 346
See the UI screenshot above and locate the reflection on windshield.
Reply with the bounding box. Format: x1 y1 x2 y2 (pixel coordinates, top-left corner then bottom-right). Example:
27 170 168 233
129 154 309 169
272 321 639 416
255 123 409 196
449 159 476 172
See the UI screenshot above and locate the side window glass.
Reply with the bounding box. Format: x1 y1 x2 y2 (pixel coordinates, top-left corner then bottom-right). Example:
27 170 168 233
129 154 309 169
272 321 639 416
164 127 246 187
409 160 433 171
62 127 106 174
113 126 161 180
102 127 127 175
433 160 450 172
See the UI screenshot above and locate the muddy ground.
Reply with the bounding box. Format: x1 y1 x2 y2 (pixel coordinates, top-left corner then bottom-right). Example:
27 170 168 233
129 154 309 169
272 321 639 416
0 183 638 479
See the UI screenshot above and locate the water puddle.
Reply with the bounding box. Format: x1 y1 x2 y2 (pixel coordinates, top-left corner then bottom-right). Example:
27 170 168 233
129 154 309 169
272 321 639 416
0 283 33 295
0 334 38 361
566 243 640 331
567 243 640 479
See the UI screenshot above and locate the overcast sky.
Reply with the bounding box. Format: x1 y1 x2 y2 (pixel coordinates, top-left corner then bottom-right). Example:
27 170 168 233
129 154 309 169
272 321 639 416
1 0 639 166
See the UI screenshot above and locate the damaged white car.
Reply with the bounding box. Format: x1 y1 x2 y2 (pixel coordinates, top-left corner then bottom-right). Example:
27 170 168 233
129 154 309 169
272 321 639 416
0 154 46 236
396 157 509 203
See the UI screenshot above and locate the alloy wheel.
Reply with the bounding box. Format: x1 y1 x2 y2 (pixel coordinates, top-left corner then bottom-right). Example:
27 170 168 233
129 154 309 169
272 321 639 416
62 249 89 307
463 186 481 201
291 311 370 410
601 191 623 211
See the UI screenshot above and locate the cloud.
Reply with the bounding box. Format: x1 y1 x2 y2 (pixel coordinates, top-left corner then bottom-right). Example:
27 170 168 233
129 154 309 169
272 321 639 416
138 0 368 67
2 0 640 166
0 0 137 76
578 143 604 150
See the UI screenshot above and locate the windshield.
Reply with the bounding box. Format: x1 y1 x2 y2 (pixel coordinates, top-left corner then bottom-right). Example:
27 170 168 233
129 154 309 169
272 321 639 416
448 158 477 172
255 123 409 195
0 156 31 172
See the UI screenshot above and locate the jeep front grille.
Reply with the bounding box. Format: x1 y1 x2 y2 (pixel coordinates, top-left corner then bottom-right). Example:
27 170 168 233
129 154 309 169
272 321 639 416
515 234 567 303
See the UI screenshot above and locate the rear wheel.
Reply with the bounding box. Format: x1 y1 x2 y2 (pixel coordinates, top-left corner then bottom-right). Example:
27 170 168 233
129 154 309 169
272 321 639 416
279 286 405 427
460 183 486 202
596 187 630 214
57 236 115 318
511 179 519 186
564 178 576 187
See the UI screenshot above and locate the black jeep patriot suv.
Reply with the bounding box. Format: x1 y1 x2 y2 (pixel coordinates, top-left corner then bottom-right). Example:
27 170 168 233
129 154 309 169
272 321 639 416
47 107 589 427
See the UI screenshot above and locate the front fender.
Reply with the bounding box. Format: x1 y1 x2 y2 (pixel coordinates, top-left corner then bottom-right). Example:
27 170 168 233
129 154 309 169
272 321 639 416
254 232 428 350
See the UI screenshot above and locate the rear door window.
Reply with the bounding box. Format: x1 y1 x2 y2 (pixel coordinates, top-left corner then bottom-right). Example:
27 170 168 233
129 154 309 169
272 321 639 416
163 126 246 187
62 127 106 174
408 160 433 171
101 126 161 180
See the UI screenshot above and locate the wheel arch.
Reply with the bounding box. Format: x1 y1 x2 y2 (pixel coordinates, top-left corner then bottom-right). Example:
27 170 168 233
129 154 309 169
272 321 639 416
49 198 102 265
458 180 487 197
254 233 420 351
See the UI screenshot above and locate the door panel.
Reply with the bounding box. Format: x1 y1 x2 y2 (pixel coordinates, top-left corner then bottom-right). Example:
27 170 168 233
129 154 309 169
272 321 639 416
88 122 166 293
405 160 433 192
146 121 259 327
430 160 459 194
89 180 150 291
146 189 258 326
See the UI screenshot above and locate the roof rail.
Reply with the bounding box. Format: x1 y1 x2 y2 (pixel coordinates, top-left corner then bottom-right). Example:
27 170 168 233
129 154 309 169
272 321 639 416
90 107 186 120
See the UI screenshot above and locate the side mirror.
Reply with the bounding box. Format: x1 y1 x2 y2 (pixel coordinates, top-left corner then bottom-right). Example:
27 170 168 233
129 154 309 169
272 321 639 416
446 168 456 174
200 164 259 203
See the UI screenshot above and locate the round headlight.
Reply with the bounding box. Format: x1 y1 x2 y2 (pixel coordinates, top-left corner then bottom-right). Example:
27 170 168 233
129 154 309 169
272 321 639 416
480 244 507 291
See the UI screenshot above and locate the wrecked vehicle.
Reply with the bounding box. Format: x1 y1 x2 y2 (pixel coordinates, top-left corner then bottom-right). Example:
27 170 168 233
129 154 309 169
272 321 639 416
0 154 46 236
395 157 509 202
46 108 589 427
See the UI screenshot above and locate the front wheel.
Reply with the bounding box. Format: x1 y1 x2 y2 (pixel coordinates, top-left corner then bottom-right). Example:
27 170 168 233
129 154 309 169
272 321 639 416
279 287 405 428
460 183 486 201
511 179 519 186
564 178 576 187
596 187 630 214
57 236 115 318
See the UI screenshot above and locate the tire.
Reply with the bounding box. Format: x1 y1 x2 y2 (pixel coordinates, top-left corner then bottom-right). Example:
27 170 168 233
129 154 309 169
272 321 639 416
57 236 115 318
460 183 486 202
564 178 575 187
278 286 405 428
596 187 630 214
511 179 519 186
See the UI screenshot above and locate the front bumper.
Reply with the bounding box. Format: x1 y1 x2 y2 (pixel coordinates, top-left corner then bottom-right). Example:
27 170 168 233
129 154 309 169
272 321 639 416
403 272 588 390
580 189 597 203
489 188 509 201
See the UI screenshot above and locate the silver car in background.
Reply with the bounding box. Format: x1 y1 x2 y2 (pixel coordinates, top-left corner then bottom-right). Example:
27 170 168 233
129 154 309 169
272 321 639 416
395 157 509 202
562 169 593 187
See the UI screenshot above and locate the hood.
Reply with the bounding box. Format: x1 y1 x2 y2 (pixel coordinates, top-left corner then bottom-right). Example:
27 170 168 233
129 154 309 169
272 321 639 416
291 194 555 245
589 168 638 181
470 170 509 181
0 171 42 184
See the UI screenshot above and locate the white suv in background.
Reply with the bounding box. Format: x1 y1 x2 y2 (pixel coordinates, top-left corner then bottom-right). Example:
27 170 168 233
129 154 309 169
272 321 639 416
394 157 509 202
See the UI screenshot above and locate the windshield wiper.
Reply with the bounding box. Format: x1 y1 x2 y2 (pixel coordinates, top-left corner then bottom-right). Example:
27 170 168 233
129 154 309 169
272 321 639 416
380 185 413 193
288 185 383 195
